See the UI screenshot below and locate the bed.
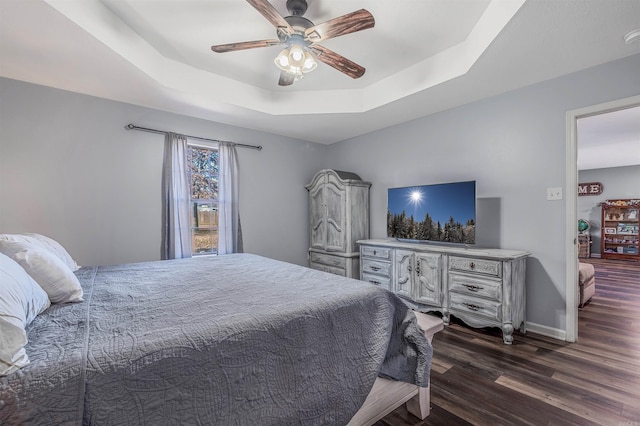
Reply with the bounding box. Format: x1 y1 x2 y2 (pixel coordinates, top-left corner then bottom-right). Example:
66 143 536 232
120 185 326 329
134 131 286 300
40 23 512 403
1 252 440 425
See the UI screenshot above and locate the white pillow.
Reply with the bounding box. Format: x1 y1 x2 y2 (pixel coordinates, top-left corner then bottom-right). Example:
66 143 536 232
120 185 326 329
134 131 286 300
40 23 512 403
0 240 83 303
0 233 80 272
25 233 80 271
0 253 51 376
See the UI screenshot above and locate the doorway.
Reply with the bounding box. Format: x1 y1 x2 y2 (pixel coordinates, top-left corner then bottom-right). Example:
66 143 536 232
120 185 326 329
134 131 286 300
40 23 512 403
565 95 640 342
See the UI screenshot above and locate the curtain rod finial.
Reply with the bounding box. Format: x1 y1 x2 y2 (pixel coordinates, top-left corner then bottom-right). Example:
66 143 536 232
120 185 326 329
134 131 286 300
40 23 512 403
125 124 134 130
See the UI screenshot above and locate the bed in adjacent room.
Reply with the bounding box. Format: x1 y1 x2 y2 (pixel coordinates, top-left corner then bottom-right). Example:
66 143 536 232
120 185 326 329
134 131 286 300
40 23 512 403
1 250 439 425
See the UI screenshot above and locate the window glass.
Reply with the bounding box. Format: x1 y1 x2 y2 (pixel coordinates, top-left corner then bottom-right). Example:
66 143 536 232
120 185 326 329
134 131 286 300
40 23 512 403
188 146 218 255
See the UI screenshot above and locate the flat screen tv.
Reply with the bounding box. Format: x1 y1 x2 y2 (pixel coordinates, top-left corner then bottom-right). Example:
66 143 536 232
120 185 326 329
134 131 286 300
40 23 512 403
387 180 476 245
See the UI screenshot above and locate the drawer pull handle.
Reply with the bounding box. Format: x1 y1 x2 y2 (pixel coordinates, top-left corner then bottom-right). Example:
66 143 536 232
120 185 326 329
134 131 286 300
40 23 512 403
373 250 377 255
469 262 475 270
369 280 381 285
370 266 380 271
463 302 481 311
464 284 483 292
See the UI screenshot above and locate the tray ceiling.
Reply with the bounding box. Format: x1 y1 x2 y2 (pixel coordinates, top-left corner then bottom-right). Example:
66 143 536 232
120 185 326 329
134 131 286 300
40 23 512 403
1 0 639 154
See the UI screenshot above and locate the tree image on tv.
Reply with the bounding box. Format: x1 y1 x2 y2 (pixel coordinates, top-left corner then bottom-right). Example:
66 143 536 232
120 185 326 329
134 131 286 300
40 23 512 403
387 211 475 244
386 182 476 244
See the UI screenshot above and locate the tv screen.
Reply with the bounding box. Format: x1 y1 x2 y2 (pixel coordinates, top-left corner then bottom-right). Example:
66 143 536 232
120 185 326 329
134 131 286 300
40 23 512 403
387 180 476 245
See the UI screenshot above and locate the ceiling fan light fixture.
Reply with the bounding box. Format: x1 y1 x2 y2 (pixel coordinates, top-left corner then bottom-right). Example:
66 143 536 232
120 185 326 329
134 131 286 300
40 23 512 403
288 44 306 67
274 48 291 68
274 44 317 76
302 51 317 72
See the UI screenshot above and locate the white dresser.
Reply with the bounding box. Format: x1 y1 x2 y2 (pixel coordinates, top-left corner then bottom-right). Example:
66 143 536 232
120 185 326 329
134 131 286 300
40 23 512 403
358 239 529 344
305 170 371 278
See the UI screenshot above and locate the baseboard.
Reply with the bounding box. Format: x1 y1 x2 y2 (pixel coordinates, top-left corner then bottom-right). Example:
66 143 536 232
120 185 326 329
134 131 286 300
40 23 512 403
526 322 566 341
590 253 601 258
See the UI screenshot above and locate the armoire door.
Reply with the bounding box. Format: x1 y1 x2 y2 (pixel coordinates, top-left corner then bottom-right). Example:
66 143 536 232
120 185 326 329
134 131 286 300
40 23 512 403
324 174 347 252
309 183 326 250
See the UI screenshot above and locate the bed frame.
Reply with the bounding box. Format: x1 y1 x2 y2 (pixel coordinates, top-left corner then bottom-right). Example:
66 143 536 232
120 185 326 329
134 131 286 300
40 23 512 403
348 312 444 425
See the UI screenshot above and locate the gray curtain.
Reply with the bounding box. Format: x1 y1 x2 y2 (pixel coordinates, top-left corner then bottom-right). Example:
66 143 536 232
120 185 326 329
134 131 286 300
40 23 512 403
217 142 243 254
161 132 192 259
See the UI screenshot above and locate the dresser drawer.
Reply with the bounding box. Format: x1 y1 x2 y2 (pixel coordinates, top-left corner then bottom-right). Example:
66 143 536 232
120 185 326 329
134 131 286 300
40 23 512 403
310 252 347 269
449 292 502 323
310 261 346 276
360 246 392 261
449 273 502 301
362 272 391 290
361 259 391 277
449 256 502 277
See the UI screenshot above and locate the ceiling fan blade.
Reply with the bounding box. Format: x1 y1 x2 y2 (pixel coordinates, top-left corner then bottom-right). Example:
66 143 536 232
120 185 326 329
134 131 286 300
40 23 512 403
310 45 365 79
305 9 374 43
211 39 282 53
246 0 295 37
278 72 295 86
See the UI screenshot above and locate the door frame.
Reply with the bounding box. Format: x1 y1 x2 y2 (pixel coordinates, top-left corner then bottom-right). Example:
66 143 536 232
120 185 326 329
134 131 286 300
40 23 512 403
564 94 640 342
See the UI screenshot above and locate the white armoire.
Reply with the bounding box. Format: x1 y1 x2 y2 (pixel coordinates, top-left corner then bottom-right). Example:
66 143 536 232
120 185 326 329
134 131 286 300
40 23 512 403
305 169 371 278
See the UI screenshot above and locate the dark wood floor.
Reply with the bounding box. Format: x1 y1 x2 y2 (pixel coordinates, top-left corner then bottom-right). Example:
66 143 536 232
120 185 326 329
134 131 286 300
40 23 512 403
376 257 640 426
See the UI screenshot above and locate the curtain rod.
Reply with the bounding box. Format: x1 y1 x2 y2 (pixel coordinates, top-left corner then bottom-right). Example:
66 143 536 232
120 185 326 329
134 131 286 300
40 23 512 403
125 124 262 151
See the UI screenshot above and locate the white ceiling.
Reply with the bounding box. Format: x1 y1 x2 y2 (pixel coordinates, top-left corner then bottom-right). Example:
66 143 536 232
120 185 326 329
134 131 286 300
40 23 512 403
1 0 639 169
577 106 640 171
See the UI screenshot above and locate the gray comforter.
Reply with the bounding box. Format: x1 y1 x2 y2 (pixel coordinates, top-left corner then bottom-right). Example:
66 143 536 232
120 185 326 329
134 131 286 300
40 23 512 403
0 253 432 425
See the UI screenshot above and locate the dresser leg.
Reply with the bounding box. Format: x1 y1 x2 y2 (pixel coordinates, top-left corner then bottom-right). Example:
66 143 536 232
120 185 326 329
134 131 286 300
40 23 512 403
502 322 514 345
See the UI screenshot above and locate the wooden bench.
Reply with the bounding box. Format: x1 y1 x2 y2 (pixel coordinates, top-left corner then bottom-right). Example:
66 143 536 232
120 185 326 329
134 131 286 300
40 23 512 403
348 312 445 425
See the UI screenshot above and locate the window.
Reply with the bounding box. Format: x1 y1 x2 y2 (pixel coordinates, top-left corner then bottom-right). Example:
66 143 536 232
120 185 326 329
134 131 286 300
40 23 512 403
188 145 219 255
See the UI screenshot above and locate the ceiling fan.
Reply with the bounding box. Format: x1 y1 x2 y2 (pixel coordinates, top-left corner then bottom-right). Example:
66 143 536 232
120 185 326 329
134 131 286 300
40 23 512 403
210 0 375 86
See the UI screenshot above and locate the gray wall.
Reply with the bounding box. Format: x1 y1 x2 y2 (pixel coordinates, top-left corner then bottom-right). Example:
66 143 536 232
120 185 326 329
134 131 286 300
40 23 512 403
326 54 640 331
2 53 639 335
578 165 640 256
0 77 326 267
